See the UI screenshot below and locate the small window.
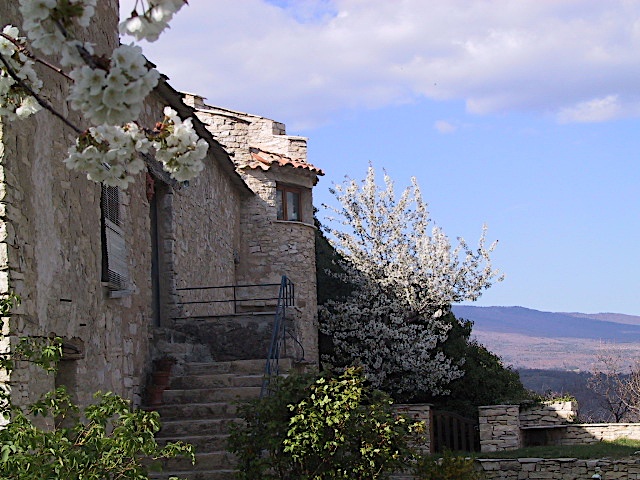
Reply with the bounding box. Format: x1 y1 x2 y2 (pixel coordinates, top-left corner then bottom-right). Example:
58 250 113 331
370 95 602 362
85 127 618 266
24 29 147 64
101 185 129 291
276 185 302 221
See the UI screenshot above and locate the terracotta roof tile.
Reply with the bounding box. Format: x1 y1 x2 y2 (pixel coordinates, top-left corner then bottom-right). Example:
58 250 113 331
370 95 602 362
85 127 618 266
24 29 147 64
247 147 324 175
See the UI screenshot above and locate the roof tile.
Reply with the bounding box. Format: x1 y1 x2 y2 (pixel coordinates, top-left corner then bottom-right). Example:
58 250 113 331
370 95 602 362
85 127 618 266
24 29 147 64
246 147 324 175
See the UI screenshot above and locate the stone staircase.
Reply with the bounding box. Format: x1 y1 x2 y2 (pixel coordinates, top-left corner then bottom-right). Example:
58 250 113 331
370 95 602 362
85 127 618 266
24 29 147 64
148 358 291 480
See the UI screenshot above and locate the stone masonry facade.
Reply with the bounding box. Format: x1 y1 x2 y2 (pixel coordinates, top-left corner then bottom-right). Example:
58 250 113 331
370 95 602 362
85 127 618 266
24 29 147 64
0 5 323 411
185 94 323 364
0 0 154 410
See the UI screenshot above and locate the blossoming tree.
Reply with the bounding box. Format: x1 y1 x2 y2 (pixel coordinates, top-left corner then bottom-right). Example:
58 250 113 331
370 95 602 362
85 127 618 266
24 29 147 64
320 166 503 397
0 0 206 188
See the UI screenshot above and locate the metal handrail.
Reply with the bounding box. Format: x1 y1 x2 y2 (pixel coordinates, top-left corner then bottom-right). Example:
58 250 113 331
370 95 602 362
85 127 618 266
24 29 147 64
174 281 293 317
260 275 295 398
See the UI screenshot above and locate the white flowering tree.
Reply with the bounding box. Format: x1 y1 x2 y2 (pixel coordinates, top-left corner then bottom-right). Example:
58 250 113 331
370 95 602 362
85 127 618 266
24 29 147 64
320 166 503 397
0 0 206 188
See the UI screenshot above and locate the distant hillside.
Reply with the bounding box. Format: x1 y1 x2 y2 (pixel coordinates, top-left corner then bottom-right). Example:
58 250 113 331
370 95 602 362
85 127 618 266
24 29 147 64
564 312 640 326
451 305 640 371
452 306 640 342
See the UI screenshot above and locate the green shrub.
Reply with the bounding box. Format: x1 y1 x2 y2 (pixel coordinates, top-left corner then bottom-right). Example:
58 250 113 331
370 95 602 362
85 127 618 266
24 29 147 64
229 366 423 479
413 450 484 480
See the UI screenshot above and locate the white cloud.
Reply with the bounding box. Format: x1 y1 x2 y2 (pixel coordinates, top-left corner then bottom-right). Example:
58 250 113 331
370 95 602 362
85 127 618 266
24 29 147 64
434 120 457 134
557 95 622 123
120 0 640 128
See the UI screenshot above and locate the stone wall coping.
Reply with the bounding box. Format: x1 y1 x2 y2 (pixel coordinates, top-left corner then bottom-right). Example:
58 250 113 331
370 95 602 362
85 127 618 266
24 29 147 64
478 457 585 463
478 404 519 410
520 424 569 430
572 422 640 427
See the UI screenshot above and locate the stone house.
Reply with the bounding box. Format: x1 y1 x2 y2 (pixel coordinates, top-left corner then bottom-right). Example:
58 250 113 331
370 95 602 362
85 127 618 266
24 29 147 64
0 1 322 410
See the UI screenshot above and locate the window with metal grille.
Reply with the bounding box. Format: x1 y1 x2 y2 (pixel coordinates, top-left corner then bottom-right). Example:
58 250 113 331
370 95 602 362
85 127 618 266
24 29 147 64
101 185 128 291
276 184 302 222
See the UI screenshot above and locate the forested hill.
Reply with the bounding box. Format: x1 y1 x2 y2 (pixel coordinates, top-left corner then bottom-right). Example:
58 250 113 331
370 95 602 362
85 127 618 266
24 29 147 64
450 306 640 370
452 305 640 342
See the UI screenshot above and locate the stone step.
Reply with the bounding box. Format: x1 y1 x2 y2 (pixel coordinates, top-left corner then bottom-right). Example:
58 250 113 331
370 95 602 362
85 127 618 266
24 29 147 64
155 451 236 472
170 373 264 390
150 469 236 480
158 434 229 452
162 386 262 404
185 358 278 376
158 418 241 437
148 401 239 421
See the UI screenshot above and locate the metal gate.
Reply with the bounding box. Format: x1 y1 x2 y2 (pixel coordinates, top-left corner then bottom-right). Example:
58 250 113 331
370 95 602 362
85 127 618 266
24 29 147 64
432 410 480 453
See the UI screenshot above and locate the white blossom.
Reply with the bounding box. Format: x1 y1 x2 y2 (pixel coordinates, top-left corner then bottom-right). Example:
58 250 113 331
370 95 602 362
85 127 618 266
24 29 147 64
67 44 160 125
0 25 42 120
119 0 187 42
2 1 207 189
65 123 150 188
15 95 40 118
151 107 207 182
19 0 97 59
320 167 504 396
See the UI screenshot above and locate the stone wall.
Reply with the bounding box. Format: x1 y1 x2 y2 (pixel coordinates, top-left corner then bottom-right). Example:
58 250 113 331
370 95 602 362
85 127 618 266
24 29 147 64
162 148 244 322
0 0 153 409
477 458 640 480
0 5 254 408
479 405 522 452
394 404 433 454
479 402 640 452
519 400 577 427
560 423 640 445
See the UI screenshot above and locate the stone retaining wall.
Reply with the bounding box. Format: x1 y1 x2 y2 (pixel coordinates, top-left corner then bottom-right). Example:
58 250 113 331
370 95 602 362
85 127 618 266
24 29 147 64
561 424 640 445
477 457 640 479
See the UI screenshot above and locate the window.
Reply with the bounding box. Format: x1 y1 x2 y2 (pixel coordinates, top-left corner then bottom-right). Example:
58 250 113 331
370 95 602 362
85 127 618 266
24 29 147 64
101 185 129 291
276 184 302 221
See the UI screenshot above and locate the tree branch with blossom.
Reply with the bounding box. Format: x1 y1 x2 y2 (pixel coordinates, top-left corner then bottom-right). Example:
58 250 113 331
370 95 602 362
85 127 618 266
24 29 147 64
0 0 206 188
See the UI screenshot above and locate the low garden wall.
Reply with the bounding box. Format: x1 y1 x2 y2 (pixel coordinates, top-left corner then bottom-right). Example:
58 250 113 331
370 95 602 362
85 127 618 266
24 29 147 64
560 424 640 446
394 403 432 454
477 457 640 479
479 402 640 452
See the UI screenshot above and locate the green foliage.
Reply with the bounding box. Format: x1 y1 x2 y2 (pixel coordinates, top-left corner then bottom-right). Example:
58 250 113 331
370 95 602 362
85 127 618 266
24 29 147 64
413 451 484 480
0 293 194 479
228 371 319 479
314 213 354 306
229 367 422 479
412 313 531 415
0 389 194 479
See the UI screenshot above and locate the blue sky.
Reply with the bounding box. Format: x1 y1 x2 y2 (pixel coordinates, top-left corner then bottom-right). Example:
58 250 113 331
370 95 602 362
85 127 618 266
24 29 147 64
120 1 640 315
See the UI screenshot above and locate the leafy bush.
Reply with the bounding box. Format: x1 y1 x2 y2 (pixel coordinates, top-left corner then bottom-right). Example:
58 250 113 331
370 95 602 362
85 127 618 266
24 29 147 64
0 293 194 479
0 389 194 479
229 367 423 479
228 371 318 478
413 450 485 480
